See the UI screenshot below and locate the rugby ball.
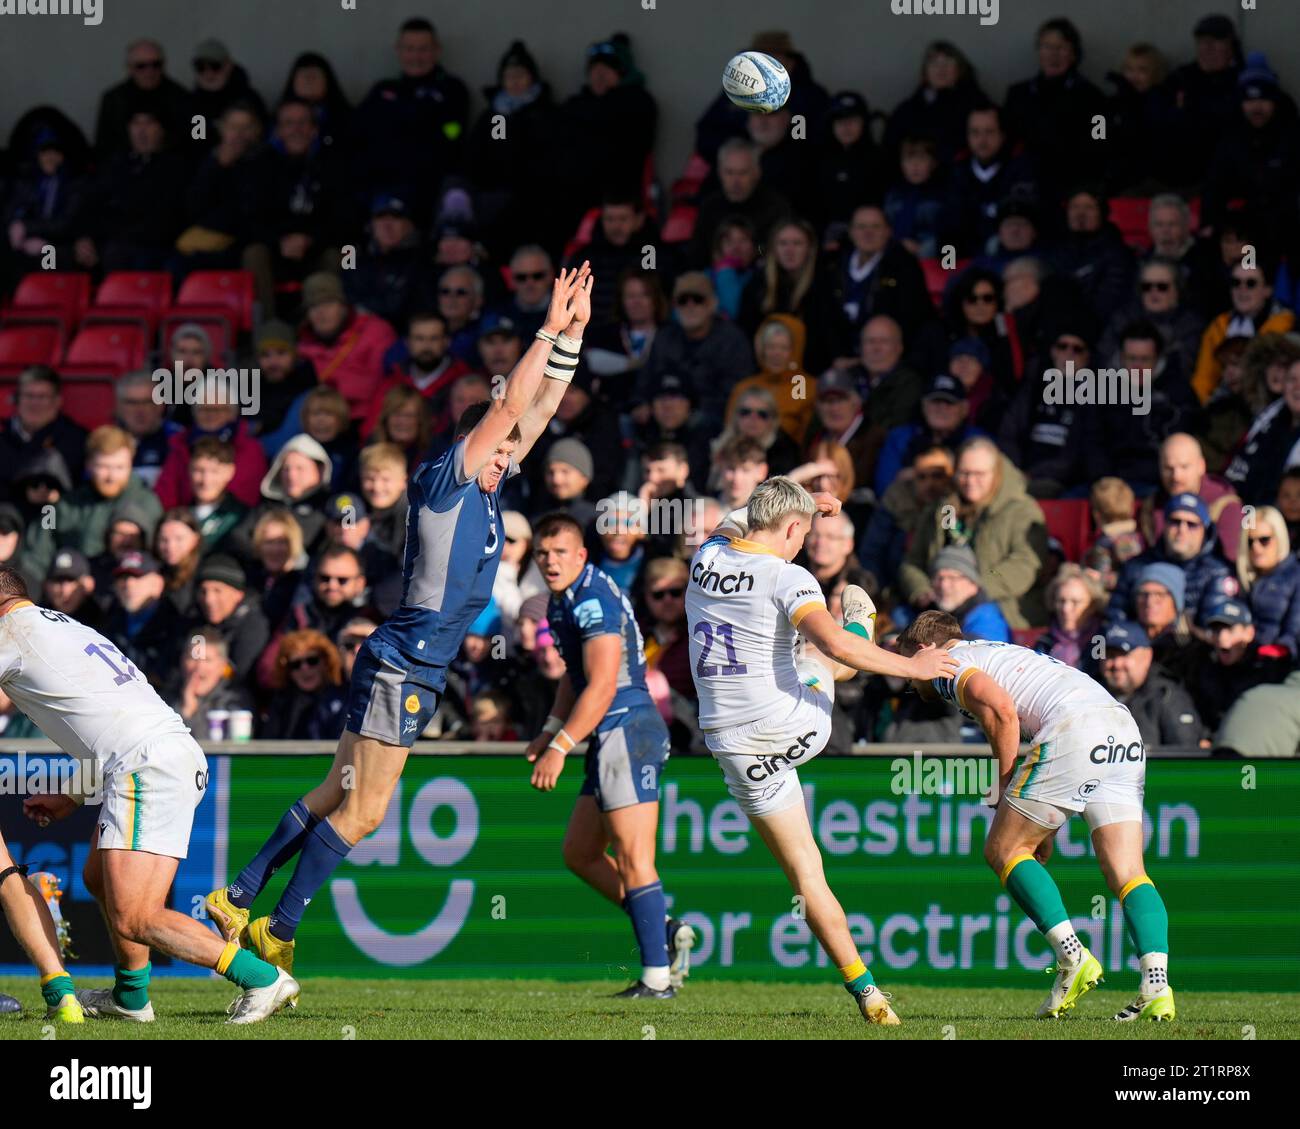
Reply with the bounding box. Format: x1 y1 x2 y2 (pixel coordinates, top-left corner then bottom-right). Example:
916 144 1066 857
722 51 791 114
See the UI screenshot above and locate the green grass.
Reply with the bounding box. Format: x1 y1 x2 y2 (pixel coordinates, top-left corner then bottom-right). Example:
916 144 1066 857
2 977 1298 1039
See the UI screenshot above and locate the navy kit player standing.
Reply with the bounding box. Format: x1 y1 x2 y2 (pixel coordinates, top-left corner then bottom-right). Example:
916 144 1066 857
527 514 695 998
206 265 595 982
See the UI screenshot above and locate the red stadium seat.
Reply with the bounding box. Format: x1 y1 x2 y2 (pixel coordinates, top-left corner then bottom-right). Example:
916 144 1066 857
173 269 256 333
671 152 712 203
920 257 969 306
661 203 699 245
1111 196 1204 252
2 271 92 338
56 375 117 431
85 271 173 335
0 374 20 418
0 325 63 375
62 324 148 376
1036 498 1094 562
159 312 233 367
563 209 601 262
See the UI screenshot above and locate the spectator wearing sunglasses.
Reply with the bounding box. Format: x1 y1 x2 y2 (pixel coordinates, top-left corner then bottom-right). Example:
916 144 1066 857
321 493 402 616
436 264 487 366
1230 505 1300 658
287 545 380 648
1097 257 1204 384
714 385 802 480
186 38 267 147
639 556 694 706
93 38 190 156
1192 258 1295 404
489 245 555 340
262 630 347 740
942 267 1023 404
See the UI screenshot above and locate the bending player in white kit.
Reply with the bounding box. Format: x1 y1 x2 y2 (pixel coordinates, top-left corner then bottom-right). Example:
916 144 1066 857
0 566 296 1024
898 610 1175 1022
687 478 958 1025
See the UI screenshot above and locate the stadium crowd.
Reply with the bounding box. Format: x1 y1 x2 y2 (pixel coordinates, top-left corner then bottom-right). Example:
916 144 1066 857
1 15 1299 755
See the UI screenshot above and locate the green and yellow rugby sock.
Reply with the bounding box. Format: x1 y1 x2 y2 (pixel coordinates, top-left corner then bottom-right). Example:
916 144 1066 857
839 956 874 995
40 970 76 1009
112 963 151 1011
1120 875 1170 994
216 941 279 991
1001 853 1082 964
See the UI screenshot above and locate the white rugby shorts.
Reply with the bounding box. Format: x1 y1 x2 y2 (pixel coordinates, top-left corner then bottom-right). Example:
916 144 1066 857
96 735 209 859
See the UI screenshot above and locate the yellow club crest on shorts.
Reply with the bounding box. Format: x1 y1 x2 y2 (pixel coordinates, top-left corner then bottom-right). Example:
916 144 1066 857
405 693 420 714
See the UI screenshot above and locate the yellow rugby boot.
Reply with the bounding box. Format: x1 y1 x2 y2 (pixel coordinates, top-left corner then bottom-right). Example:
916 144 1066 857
1036 949 1103 1018
204 887 250 945
44 994 84 1023
245 916 298 1007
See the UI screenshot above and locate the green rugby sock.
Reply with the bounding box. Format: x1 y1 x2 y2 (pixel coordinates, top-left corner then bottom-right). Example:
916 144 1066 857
1001 854 1069 934
40 972 75 1008
223 948 280 991
845 621 871 639
113 963 151 1011
1121 878 1169 955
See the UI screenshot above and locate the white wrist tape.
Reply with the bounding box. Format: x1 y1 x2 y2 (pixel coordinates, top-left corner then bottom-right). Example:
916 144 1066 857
544 332 582 383
547 727 576 755
535 328 559 345
542 715 563 736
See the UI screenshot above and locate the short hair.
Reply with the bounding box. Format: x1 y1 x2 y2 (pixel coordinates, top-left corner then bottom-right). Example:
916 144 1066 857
914 444 955 470
358 442 409 476
601 188 643 211
1118 319 1164 354
717 137 759 166
407 311 447 334
302 385 351 429
897 609 963 654
87 425 136 458
1090 476 1135 523
509 243 553 270
191 436 235 465
442 264 484 300
18 364 59 393
190 625 228 659
0 566 30 599
716 435 767 467
747 476 816 532
454 401 522 443
900 136 938 160
1123 43 1167 85
643 440 689 465
1003 256 1042 284
534 511 585 545
317 544 362 575
966 100 1004 131
1148 193 1191 226
115 370 154 400
399 16 436 37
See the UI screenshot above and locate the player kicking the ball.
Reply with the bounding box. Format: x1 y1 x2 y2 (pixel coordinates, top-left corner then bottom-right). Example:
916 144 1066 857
686 478 958 1026
205 264 594 989
0 566 295 1024
897 611 1175 1022
526 513 695 999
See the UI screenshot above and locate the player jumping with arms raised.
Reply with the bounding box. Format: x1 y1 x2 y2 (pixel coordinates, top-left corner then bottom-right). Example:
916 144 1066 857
687 477 959 1025
526 513 695 999
897 611 1175 1021
205 264 595 987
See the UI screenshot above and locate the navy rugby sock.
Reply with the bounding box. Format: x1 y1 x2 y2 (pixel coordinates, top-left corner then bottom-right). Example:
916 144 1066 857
229 799 320 909
268 818 355 942
624 881 670 972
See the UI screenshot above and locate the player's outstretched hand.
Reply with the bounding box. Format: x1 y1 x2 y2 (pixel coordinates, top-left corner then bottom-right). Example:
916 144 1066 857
907 643 959 684
527 741 567 792
24 794 78 827
543 265 584 335
811 491 841 517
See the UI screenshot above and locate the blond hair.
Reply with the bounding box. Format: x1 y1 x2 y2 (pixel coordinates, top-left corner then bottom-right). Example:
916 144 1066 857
747 475 816 532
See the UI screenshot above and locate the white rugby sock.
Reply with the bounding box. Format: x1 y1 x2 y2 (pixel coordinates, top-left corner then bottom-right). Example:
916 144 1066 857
1139 952 1169 996
641 965 671 991
1045 921 1083 967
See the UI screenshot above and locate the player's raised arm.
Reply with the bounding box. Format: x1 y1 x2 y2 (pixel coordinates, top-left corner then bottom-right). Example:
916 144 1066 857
462 263 590 478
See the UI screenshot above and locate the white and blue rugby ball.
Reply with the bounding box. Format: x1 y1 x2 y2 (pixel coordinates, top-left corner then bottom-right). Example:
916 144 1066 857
722 51 791 114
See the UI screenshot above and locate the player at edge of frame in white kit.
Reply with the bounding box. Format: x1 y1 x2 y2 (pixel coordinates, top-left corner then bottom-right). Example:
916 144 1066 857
685 476 959 1025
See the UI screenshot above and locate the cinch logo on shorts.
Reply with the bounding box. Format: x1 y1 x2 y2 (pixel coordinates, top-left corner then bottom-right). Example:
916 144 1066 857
744 730 818 781
405 694 420 714
1089 737 1144 764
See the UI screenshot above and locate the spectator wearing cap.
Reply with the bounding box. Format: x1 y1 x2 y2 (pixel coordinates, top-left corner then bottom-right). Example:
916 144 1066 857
737 217 841 374
103 551 184 685
187 38 267 139
490 245 555 340
251 320 319 446
1138 433 1244 562
1125 561 1209 685
4 126 91 273
584 270 666 397
1046 185 1137 324
859 444 953 598
627 371 713 492
804 368 874 487
997 316 1098 498
1163 14 1244 185
344 194 436 334
972 195 1045 276
637 272 753 428
1099 619 1206 747
43 549 103 631
900 436 1050 629
1192 257 1295 408
1004 18 1107 204
1080 321 1201 492
93 498 160 595
189 553 270 686
320 492 401 617
261 629 347 741
93 38 190 156
690 138 791 271
534 439 597 528
1036 562 1106 673
474 312 525 384
0 368 88 491
230 433 334 565
296 271 399 425
467 42 562 258
875 373 986 498
154 394 267 511
556 34 657 231
1191 596 1293 732
563 190 662 329
113 371 183 490
7 450 72 561
928 544 1013 642
24 426 163 584
353 17 470 220
1111 495 1233 629
944 336 998 427
1225 356 1300 507
164 627 252 743
830 204 936 352
946 103 1039 260
812 90 887 233
1233 505 1300 658
1203 51 1300 251
885 43 988 166
726 315 816 445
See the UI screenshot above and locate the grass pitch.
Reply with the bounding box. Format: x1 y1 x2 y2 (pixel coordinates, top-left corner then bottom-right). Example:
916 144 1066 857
1 976 1297 1039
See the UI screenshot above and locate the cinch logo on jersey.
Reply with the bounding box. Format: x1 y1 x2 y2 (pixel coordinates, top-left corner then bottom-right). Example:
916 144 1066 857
1090 737 1145 764
691 561 755 594
49 1061 151 1109
744 731 818 781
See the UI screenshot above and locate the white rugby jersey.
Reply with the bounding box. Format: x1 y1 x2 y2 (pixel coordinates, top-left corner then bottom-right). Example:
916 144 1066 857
934 640 1121 741
0 602 192 777
686 536 827 730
